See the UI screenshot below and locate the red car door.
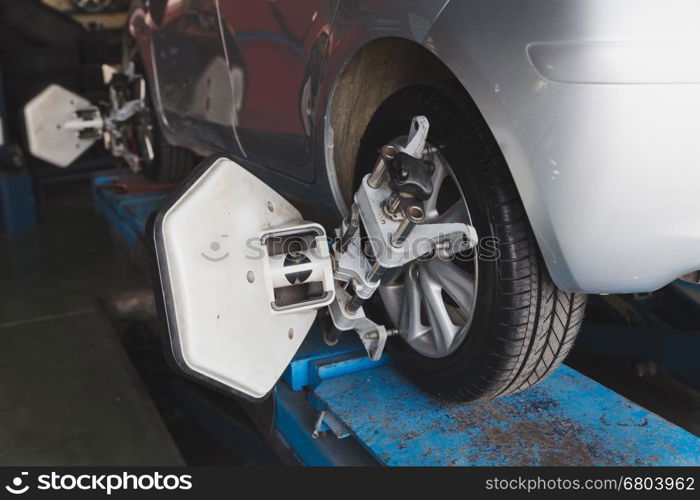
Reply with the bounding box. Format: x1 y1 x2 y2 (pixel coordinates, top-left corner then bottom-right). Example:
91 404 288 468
216 0 340 181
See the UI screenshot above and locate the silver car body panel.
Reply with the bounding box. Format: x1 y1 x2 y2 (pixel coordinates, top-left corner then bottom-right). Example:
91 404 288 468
132 0 700 294
424 0 700 293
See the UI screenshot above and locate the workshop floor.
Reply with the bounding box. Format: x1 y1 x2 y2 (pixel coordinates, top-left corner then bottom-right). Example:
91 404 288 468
0 180 183 466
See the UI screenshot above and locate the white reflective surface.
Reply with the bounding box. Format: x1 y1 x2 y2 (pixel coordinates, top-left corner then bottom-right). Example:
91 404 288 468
157 158 318 399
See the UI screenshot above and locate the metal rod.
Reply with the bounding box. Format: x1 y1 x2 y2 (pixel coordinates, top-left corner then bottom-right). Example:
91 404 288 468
322 323 343 346
391 204 425 247
345 293 366 315
319 309 342 346
338 204 360 253
346 263 386 315
366 261 385 283
367 144 399 189
391 218 413 248
383 192 402 219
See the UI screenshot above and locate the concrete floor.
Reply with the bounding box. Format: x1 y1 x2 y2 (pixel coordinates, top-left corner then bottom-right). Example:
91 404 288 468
0 181 183 465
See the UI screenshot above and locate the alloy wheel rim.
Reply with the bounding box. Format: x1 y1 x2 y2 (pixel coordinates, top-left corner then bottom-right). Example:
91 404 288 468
378 141 478 358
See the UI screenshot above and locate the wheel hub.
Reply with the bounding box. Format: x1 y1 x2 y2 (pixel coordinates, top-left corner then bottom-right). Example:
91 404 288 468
379 140 478 359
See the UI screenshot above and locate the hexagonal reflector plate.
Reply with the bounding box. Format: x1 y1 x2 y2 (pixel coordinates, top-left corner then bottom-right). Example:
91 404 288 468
152 156 332 400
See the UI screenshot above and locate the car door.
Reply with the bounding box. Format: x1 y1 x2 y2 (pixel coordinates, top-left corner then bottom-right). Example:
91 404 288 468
148 0 246 157
215 0 340 182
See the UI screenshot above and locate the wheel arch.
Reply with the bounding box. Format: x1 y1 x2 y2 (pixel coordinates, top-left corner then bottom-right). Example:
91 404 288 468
326 37 458 207
324 33 571 291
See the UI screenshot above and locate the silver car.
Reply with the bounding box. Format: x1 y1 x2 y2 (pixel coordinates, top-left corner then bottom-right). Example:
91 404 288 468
121 0 700 400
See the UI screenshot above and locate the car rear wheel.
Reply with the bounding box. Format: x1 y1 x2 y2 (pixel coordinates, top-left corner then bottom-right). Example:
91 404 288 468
356 85 587 401
122 48 197 183
135 96 196 184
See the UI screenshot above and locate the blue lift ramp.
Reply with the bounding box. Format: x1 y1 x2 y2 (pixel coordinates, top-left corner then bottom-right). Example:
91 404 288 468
93 173 700 467
274 333 700 466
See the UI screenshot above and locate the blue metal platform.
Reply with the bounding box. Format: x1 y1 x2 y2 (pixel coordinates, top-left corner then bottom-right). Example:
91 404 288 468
92 172 700 467
315 364 698 465
92 173 171 251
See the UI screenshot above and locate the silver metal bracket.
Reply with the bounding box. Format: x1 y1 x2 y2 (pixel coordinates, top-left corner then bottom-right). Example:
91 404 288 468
109 98 143 123
327 282 388 361
104 69 147 171
402 115 431 158
260 223 335 314
323 115 478 362
355 177 478 269
333 220 380 301
355 114 478 270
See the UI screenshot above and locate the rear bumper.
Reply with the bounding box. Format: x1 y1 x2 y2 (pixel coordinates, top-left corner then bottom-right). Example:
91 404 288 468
433 0 700 293
523 81 700 293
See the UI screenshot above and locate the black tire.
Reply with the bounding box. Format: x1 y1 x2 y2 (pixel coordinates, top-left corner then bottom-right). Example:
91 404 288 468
124 52 197 183
356 85 586 401
136 101 197 183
